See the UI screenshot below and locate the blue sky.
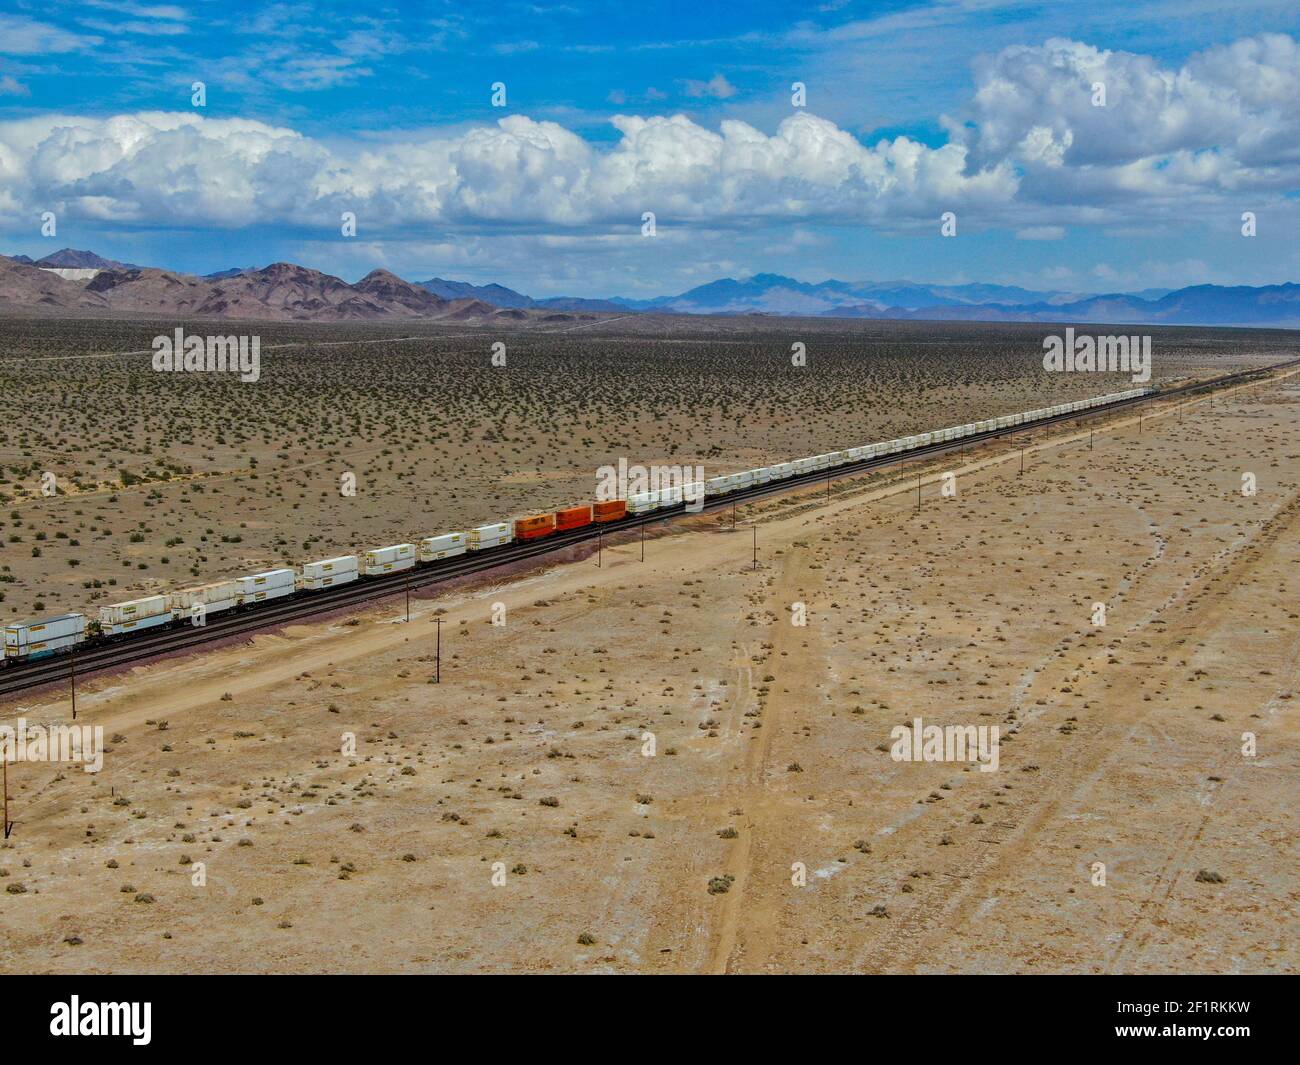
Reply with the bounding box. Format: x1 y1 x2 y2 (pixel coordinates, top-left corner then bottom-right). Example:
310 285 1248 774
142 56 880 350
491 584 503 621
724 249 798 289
2 0 1298 296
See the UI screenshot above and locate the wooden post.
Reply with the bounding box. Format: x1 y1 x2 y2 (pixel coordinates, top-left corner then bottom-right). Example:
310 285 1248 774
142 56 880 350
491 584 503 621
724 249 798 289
70 642 77 720
597 526 602 568
3 754 11 839
435 616 441 684
405 567 411 623
752 524 757 570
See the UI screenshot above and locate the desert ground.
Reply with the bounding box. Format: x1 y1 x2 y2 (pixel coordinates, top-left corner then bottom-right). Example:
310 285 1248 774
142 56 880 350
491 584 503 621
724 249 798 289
1 316 1295 621
0 363 1295 973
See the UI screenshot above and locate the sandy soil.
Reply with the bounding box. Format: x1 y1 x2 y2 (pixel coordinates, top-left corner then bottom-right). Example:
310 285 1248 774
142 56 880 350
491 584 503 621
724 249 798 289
0 374 1296 973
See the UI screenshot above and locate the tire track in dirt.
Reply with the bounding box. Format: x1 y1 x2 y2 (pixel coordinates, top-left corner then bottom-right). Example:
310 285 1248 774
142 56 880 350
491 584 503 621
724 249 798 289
707 547 825 973
861 480 1300 973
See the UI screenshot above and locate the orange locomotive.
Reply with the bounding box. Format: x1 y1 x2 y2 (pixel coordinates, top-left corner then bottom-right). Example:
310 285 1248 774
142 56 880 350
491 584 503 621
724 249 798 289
514 513 558 540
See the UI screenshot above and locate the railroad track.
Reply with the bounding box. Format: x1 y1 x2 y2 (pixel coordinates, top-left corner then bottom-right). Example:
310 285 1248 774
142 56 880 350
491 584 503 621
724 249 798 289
3 357 1294 701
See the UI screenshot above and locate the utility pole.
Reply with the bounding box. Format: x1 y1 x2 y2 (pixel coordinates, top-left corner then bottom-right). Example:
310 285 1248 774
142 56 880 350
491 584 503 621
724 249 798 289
434 616 441 684
752 524 757 570
731 501 736 531
640 520 645 561
3 754 11 838
1020 443 1025 476
597 526 602 568
916 470 921 512
404 566 411 623
826 473 830 504
1090 428 1094 451
70 642 77 720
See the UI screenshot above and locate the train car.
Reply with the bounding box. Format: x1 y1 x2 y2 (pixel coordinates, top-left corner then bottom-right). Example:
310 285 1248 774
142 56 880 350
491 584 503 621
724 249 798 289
418 534 466 563
168 579 239 619
98 595 174 637
362 543 415 575
4 612 86 662
750 467 773 485
515 513 557 540
705 475 733 496
555 505 593 532
660 485 684 507
467 522 512 550
236 568 296 605
299 555 360 589
627 490 662 514
592 500 627 523
771 462 796 480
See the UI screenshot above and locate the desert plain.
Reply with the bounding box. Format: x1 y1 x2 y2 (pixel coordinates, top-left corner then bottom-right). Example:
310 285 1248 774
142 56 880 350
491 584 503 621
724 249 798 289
0 319 1296 973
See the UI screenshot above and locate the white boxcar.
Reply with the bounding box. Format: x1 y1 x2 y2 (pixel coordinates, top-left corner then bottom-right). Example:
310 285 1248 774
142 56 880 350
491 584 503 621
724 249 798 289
99 594 168 627
771 462 796 480
237 568 296 605
628 490 662 514
98 595 173 637
4 613 86 660
792 457 816 474
418 534 466 563
706 475 734 496
168 579 240 618
731 471 755 491
660 485 684 507
299 555 360 590
750 467 772 485
467 523 510 548
362 543 415 576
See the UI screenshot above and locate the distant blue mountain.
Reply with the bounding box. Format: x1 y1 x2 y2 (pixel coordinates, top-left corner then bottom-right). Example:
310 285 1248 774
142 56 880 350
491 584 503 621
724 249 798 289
418 277 534 308
16 250 1293 328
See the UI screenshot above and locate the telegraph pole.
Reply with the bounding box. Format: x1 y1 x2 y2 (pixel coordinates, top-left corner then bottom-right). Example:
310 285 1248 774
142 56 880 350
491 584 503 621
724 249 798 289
434 616 441 684
70 642 77 720
640 520 645 561
597 526 602 568
916 470 922 512
404 567 411 623
3 755 12 838
752 524 757 570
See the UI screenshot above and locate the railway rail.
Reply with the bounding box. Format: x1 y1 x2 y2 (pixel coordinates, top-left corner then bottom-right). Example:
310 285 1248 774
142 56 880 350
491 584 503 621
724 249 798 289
2 357 1295 701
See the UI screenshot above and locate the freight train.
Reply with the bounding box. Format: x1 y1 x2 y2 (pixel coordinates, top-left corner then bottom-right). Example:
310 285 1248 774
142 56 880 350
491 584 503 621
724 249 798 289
2 387 1149 664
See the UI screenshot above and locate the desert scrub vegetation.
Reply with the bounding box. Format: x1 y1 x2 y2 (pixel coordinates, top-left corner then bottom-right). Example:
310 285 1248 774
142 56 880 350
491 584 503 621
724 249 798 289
1 313 1293 619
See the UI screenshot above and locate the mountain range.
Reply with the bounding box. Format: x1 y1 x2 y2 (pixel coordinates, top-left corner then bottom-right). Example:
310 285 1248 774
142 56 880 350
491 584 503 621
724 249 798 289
3 250 1298 328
